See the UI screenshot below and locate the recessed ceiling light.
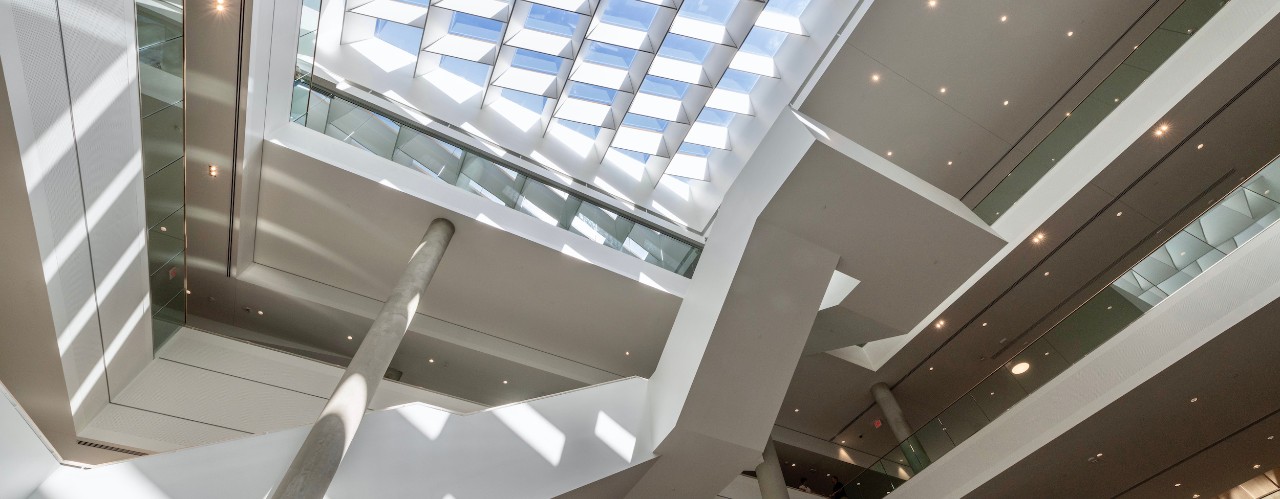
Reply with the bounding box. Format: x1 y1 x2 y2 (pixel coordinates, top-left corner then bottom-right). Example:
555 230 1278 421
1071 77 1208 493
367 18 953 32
1003 100 1009 106
1107 306 1113 310
1067 31 1074 37
871 73 880 82
1190 397 1198 403
1066 112 1072 117
940 87 947 94
1043 271 1051 277
1175 483 1181 487
160 226 168 232
208 165 219 177
947 161 953 166
840 440 846 444
1268 435 1275 440
1254 464 1262 469
794 408 800 412
791 463 796 467
257 310 264 315
982 322 988 327
1193 495 1200 498
1097 453 1104 458
503 380 509 384
928 366 934 371
625 351 630 356
346 335 352 340
887 151 893 157
989 392 995 396
927 0 937 7
1197 143 1204 150
1011 362 1030 375
1116 211 1123 217
1000 15 1007 22
428 358 435 363
935 320 945 328
1044 351 1050 356
1114 98 1120 103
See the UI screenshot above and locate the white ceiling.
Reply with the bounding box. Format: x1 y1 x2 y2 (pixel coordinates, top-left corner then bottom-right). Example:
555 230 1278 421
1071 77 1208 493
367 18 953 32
800 0 1159 201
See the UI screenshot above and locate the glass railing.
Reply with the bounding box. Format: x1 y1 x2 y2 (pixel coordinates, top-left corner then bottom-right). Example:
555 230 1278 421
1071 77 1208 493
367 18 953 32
136 0 187 350
289 81 702 276
838 154 1280 497
974 0 1228 223
285 10 701 277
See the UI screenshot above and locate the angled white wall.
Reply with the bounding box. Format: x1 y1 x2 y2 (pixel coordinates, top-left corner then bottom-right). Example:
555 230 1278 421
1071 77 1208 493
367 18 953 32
0 383 60 499
31 378 651 499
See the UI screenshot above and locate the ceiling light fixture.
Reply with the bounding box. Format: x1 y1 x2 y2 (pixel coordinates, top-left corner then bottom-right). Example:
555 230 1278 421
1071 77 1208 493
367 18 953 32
208 165 219 177
939 87 947 94
1116 211 1123 217
982 322 988 327
257 310 264 316
1003 100 1009 106
1000 15 1007 22
625 351 630 356
503 380 509 384
1011 362 1030 375
1097 453 1104 457
1254 464 1262 469
1175 483 1181 487
346 336 352 340
871 73 880 82
927 0 937 7
947 161 953 166
887 151 893 157
794 408 800 412
928 366 934 371
935 320 945 329
1043 271 1050 277
1197 143 1204 150
428 358 435 363
1067 31 1074 37
1268 435 1275 440
1190 397 1198 403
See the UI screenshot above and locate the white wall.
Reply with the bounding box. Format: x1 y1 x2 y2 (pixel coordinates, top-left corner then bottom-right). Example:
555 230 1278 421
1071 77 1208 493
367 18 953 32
79 327 485 453
0 384 60 499
0 0 153 434
893 195 1280 498
32 378 652 499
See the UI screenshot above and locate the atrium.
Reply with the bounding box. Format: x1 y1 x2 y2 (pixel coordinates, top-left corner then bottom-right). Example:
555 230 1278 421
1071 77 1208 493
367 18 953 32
2 0 1280 497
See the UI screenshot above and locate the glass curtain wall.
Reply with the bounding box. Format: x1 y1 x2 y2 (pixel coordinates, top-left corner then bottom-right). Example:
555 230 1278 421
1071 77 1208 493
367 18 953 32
136 0 187 350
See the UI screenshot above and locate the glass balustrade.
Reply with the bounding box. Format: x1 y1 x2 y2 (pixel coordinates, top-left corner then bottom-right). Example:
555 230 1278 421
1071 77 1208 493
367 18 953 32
289 81 702 276
974 0 1229 223
831 154 1280 497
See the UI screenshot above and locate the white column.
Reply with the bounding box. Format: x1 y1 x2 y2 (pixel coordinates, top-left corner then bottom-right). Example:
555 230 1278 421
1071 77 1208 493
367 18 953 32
755 439 790 499
271 218 455 499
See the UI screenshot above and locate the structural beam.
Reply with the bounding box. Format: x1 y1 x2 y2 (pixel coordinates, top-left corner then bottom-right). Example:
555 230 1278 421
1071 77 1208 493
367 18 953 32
271 218 455 499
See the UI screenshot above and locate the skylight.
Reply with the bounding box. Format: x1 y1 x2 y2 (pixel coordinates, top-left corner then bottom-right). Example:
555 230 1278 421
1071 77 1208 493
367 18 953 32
321 0 822 229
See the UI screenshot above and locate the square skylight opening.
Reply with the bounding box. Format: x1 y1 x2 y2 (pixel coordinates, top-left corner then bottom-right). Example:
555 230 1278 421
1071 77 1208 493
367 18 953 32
423 9 505 63
622 113 668 132
670 0 759 45
632 75 708 123
756 0 812 34
613 113 688 156
705 69 758 113
525 4 579 36
570 41 650 92
650 34 733 85
729 27 789 77
372 19 426 55
449 12 506 41
431 0 512 20
587 0 675 51
685 108 734 149
493 47 570 96
667 143 711 180
524 0 596 16
555 81 631 127
506 2 587 58
600 0 660 30
348 0 428 27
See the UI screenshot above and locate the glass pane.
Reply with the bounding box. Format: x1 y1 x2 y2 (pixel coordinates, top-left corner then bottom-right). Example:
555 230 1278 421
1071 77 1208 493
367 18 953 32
457 153 526 207
144 156 184 229
518 181 580 227
936 394 989 445
570 201 635 250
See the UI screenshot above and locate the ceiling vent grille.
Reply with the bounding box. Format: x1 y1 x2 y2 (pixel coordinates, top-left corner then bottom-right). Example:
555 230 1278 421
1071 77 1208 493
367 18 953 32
77 439 147 456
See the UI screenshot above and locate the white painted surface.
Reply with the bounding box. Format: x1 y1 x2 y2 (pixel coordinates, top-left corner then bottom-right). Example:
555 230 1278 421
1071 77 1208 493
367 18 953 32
81 328 486 452
33 378 651 499
893 200 1280 498
0 384 59 499
0 0 153 432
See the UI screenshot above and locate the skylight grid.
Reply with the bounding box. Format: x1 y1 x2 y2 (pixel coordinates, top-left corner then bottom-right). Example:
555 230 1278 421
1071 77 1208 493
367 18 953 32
337 0 816 174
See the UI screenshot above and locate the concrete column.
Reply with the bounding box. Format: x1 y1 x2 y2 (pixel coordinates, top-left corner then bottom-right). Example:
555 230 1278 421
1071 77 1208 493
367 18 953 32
755 439 790 499
871 382 930 473
271 219 455 499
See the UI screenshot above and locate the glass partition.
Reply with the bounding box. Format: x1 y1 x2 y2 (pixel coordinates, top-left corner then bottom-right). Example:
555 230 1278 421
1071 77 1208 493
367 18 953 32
137 0 187 350
289 80 703 276
838 153 1280 496
974 0 1228 223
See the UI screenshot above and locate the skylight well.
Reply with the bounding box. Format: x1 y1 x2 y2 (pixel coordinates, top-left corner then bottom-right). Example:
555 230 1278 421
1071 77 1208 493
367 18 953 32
328 0 819 228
